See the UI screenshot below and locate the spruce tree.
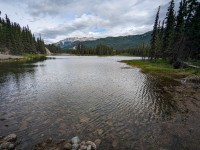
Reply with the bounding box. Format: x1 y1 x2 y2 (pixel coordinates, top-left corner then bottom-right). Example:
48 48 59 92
189 2 200 59
150 6 160 60
172 0 187 61
163 0 175 60
0 12 47 55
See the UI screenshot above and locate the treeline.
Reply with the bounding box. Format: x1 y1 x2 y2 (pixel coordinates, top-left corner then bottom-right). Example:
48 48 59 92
0 11 46 55
116 44 150 57
70 43 114 55
150 0 200 67
45 44 62 53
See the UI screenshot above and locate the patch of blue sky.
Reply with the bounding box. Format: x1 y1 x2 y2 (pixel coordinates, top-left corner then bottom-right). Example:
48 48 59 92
92 27 107 33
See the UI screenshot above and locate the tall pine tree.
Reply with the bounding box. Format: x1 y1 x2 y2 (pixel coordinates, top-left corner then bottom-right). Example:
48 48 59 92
150 6 160 60
162 0 175 61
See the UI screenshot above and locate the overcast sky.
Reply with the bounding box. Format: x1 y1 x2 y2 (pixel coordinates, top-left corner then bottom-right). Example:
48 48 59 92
0 0 180 43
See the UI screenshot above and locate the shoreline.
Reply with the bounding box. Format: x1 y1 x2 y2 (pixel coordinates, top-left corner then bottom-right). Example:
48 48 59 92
0 134 100 150
0 54 47 62
0 54 23 60
121 59 200 77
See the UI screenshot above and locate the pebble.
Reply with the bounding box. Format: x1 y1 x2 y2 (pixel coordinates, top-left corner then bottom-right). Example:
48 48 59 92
7 143 15 150
94 139 101 147
72 136 80 144
0 134 17 150
63 143 72 150
1 142 12 149
80 145 87 150
72 143 79 150
0 134 99 150
86 141 96 150
87 145 91 150
47 137 53 143
80 141 86 146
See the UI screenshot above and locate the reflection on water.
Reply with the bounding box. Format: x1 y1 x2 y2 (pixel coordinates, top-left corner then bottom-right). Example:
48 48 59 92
0 56 199 150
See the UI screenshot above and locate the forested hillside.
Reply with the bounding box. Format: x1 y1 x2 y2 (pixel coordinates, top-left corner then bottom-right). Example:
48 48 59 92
56 31 151 50
150 0 200 67
0 11 46 55
82 31 151 50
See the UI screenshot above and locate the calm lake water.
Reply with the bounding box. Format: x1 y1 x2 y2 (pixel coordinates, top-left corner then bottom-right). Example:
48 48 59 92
0 56 200 150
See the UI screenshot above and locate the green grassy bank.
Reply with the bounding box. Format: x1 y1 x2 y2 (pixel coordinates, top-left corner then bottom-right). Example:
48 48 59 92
22 54 47 59
121 59 200 77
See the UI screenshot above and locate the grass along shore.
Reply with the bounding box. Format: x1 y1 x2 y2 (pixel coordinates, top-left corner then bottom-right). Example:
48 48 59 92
22 54 47 59
121 59 200 77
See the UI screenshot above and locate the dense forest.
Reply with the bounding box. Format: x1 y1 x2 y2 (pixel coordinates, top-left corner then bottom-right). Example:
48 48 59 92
81 32 151 50
116 45 149 57
0 11 47 55
150 0 200 68
70 42 150 56
69 43 114 55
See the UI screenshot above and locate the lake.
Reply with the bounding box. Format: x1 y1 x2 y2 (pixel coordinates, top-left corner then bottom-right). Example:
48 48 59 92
0 56 200 150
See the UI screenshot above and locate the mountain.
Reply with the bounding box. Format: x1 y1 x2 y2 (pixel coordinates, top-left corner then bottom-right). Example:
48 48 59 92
55 37 97 48
55 31 152 50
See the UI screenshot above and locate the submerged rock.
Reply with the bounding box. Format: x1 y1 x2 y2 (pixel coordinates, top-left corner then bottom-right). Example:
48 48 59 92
0 134 17 150
0 142 15 150
80 145 87 150
3 134 17 143
96 129 103 135
72 136 80 144
94 139 101 148
87 145 92 150
63 142 72 150
86 141 96 150
71 143 79 150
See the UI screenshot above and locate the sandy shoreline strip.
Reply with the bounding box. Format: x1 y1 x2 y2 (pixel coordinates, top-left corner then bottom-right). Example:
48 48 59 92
0 54 23 60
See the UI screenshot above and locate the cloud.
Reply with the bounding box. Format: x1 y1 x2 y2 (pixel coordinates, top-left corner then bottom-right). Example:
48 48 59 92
0 0 181 43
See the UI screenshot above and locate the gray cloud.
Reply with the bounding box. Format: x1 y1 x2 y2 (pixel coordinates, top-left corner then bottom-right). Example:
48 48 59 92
0 0 181 43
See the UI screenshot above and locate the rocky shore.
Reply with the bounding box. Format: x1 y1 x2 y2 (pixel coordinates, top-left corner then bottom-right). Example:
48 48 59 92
35 136 101 150
0 134 18 150
0 134 101 150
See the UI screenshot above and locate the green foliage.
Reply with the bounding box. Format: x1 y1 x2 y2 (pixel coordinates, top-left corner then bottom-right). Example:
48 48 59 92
149 0 200 67
70 43 114 55
22 54 46 59
116 44 149 57
163 0 176 58
57 32 151 50
150 6 160 60
122 59 200 76
0 12 46 55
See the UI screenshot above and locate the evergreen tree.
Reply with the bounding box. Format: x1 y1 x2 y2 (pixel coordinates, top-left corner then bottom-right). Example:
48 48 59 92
150 6 160 60
0 11 46 55
172 0 187 61
163 0 175 60
189 2 200 59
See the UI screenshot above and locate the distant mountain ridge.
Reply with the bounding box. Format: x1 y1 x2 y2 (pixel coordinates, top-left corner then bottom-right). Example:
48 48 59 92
55 37 97 48
55 31 152 50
